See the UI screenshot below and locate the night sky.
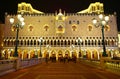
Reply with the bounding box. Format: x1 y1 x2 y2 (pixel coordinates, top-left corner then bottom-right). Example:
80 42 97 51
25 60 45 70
0 0 120 31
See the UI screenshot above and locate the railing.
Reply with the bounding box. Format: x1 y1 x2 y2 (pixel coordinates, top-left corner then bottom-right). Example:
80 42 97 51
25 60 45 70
103 59 120 74
0 58 44 76
80 57 120 75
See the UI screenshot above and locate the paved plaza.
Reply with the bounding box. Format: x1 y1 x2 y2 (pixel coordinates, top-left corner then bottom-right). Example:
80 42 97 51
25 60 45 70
0 61 120 79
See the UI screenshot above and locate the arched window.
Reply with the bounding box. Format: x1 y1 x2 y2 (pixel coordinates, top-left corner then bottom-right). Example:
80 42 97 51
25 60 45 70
44 40 46 45
77 21 79 24
95 40 97 45
44 25 49 31
88 40 90 45
71 40 74 44
98 40 100 45
68 40 70 45
72 25 77 31
29 26 33 31
69 20 72 24
57 40 60 45
91 40 94 45
108 40 110 46
58 25 63 31
54 40 56 46
30 40 33 46
88 25 92 31
27 40 29 45
85 40 87 46
24 40 26 46
22 6 24 10
64 40 67 46
51 40 53 45
47 40 49 45
21 40 23 46
104 25 110 31
105 40 107 45
111 40 114 46
34 40 36 45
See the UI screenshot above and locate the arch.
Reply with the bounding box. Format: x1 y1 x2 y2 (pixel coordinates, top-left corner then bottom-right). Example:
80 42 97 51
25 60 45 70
27 40 29 46
50 40 53 46
98 40 101 46
50 50 56 56
58 25 63 31
92 50 98 59
88 24 93 31
91 40 94 46
21 40 23 46
104 25 110 31
111 39 115 46
28 25 33 31
88 40 91 46
86 50 91 59
85 40 87 46
44 25 49 31
54 40 56 46
61 40 63 46
68 40 70 45
72 25 77 31
57 40 60 45
64 50 70 57
34 40 36 45
64 40 67 46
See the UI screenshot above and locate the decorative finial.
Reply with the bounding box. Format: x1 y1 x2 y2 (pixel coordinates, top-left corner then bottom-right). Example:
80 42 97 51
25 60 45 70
59 9 62 13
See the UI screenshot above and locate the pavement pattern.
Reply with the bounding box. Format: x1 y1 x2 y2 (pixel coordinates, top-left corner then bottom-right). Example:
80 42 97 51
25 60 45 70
0 61 120 79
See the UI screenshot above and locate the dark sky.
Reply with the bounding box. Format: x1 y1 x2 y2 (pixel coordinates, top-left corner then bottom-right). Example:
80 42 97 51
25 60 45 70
0 0 120 31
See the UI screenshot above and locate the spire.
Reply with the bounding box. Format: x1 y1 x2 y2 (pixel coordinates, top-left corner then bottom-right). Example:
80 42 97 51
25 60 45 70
59 9 62 13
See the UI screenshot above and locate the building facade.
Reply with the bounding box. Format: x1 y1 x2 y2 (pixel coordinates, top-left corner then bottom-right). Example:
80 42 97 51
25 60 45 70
1 2 119 60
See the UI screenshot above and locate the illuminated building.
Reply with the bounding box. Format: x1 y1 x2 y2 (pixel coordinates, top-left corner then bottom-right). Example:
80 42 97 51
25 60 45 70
1 2 119 60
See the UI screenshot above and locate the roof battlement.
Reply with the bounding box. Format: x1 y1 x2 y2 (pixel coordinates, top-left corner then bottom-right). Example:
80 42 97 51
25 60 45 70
17 2 44 14
17 2 104 15
77 2 104 14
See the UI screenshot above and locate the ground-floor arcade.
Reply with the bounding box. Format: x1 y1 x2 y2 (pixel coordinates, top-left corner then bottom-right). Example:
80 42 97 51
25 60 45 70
1 47 119 60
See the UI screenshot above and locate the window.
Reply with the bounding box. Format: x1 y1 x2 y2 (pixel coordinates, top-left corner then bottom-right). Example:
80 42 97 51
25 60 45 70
58 25 63 31
88 25 92 31
72 25 77 31
104 25 110 31
44 25 49 31
77 21 79 24
69 21 72 24
29 26 33 31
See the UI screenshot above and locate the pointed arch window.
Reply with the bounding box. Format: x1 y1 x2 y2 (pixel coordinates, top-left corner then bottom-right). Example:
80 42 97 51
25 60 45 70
29 26 33 31
88 25 93 31
72 25 77 31
104 25 110 31
58 25 63 31
44 25 49 31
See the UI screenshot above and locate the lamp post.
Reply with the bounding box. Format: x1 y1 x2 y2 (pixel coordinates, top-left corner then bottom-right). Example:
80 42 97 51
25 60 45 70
9 14 25 57
39 37 43 57
92 14 109 57
76 38 82 57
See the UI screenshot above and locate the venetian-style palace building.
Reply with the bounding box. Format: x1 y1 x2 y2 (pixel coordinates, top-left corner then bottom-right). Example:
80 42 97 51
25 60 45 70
0 2 119 60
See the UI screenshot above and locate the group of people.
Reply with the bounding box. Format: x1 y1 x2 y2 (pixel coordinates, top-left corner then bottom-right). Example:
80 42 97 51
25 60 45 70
58 55 77 63
45 54 77 63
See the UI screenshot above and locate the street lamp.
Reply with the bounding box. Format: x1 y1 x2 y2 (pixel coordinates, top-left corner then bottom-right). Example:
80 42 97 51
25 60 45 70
39 37 43 57
76 38 82 57
9 14 25 57
92 14 109 57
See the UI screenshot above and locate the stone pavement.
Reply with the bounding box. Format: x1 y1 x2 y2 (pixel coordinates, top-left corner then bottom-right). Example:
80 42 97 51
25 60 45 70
0 61 120 79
